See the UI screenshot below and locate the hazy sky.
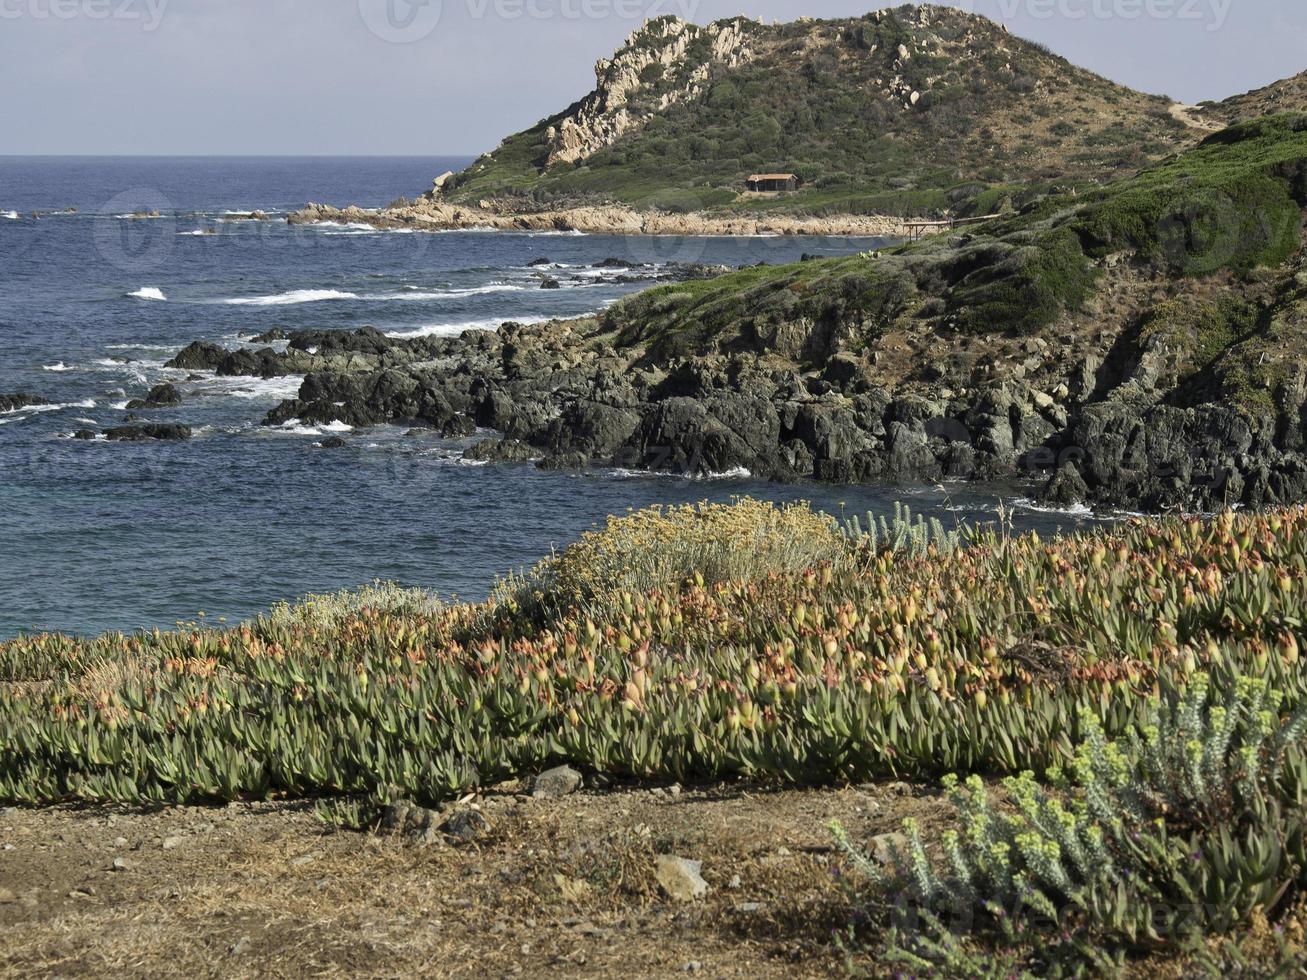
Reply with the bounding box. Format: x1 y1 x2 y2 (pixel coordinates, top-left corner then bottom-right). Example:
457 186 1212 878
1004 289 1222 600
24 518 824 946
1 0 1303 155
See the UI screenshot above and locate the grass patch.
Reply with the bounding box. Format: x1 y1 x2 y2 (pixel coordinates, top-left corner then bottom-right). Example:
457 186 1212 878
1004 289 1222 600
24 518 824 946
600 112 1307 354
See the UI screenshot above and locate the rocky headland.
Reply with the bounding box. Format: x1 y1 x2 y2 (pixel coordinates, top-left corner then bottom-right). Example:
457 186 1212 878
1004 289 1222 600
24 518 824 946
181 115 1307 514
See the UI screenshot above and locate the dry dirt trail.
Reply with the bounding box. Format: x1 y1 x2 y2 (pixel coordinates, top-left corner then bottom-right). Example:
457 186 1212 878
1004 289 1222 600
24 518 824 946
0 780 949 978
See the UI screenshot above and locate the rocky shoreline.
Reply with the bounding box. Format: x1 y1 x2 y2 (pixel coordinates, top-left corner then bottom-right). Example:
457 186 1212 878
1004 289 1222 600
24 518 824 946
161 299 1307 514
287 200 913 239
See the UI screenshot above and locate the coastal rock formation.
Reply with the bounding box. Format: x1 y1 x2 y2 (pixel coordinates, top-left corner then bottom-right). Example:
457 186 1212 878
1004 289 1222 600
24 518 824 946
126 382 182 410
102 424 193 442
192 116 1307 513
288 200 909 238
0 393 49 413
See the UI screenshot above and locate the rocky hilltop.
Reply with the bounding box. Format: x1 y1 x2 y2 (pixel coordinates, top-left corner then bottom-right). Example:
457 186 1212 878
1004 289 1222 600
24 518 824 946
543 16 755 168
293 6 1307 235
439 5 1193 217
204 116 1307 512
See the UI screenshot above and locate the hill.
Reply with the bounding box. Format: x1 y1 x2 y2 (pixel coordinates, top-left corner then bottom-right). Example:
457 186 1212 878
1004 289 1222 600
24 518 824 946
441 4 1191 218
1211 70 1307 125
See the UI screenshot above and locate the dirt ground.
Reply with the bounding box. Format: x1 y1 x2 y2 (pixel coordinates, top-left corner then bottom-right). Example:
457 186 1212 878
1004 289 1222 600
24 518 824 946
0 779 950 979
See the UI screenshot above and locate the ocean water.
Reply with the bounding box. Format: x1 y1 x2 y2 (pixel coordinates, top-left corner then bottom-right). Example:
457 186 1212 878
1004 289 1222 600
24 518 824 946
0 157 1094 638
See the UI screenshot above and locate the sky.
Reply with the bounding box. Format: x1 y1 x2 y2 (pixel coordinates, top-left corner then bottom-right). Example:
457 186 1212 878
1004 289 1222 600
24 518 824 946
0 0 1303 155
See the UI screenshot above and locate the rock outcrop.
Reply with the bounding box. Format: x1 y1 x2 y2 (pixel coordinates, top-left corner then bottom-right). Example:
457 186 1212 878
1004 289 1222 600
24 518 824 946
288 200 909 239
0 393 49 413
543 17 755 167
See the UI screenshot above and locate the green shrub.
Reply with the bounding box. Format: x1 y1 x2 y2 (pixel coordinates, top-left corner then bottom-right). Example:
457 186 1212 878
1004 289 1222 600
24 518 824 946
260 581 444 631
498 498 849 618
833 675 1307 971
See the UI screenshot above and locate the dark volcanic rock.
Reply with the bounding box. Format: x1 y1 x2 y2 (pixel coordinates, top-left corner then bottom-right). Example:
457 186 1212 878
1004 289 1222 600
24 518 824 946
539 277 562 290
166 342 226 371
266 367 474 436
1051 401 1307 511
0 393 49 413
464 439 537 464
1044 461 1089 507
288 325 396 356
103 424 192 442
318 436 347 449
160 290 1306 512
248 328 289 343
126 382 182 410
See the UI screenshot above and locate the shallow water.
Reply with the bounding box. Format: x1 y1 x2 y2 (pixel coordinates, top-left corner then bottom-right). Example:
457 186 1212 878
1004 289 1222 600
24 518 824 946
0 157 1099 638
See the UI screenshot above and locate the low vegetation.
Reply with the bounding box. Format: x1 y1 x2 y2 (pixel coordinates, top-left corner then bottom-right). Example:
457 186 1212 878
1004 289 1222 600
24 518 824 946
3 499 1307 971
604 113 1307 372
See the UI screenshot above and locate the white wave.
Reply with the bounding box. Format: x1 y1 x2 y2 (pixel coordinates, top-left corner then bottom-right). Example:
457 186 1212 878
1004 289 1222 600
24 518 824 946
42 362 72 372
73 417 98 426
200 375 303 400
2 211 18 220
385 315 551 339
128 286 167 301
111 401 130 410
312 221 378 232
222 289 359 307
1008 497 1096 519
359 284 528 302
179 230 213 237
270 417 351 437
1 398 96 416
609 465 752 481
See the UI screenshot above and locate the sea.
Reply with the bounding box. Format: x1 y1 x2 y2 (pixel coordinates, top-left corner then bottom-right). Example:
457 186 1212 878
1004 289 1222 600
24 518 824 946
0 157 1098 638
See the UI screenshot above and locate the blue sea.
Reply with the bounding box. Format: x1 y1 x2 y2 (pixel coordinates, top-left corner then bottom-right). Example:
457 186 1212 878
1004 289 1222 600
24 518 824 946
0 157 1093 638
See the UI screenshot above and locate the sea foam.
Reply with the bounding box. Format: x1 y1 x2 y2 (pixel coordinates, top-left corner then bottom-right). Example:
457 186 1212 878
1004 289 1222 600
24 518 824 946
128 287 167 301
384 315 552 339
223 289 359 307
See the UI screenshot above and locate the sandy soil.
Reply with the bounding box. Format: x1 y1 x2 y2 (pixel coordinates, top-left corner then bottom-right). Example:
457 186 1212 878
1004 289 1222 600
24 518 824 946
0 779 949 979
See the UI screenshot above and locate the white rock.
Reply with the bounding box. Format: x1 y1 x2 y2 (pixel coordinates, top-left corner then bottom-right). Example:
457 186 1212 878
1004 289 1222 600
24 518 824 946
656 855 708 902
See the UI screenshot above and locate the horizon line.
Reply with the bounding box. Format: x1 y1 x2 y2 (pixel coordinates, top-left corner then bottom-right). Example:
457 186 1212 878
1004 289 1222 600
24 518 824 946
0 153 481 159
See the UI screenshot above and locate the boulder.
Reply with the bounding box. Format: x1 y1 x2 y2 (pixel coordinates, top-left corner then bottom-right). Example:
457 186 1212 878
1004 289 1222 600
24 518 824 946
1043 461 1089 507
103 424 192 442
463 439 537 464
440 809 492 845
126 382 182 410
655 856 708 902
381 802 444 847
532 765 583 799
166 341 226 371
0 393 49 413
